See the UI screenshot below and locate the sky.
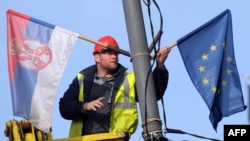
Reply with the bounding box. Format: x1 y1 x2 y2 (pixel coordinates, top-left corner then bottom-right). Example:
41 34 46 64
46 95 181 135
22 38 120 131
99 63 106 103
1 0 250 141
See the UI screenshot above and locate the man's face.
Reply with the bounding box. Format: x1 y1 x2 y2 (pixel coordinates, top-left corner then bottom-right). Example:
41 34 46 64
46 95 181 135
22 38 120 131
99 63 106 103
95 49 119 71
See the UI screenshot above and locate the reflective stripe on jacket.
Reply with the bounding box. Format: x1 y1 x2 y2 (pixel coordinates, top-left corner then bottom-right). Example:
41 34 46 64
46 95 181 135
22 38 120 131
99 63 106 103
69 72 138 137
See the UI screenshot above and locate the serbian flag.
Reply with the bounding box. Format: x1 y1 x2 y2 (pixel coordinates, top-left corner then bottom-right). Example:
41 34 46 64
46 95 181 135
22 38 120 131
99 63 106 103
6 9 78 132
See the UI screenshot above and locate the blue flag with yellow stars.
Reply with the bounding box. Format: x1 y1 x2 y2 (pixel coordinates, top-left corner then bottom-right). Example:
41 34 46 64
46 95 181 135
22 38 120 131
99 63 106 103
177 9 247 131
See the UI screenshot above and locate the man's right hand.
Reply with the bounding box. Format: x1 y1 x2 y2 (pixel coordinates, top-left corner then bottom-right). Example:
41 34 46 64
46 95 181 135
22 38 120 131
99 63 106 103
83 97 105 111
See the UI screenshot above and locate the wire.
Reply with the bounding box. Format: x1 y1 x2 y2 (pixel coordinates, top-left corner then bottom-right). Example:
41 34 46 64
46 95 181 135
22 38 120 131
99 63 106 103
165 128 222 141
142 0 166 140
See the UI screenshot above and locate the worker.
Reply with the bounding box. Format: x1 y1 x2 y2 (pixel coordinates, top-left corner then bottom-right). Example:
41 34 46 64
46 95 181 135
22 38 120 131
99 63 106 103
59 35 171 138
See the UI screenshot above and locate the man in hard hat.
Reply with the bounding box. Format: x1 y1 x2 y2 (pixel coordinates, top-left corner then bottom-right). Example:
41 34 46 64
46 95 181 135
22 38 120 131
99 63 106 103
59 35 170 138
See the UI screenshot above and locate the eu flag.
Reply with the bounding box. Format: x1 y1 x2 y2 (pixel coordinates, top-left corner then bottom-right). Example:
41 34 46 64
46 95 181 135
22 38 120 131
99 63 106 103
177 9 247 131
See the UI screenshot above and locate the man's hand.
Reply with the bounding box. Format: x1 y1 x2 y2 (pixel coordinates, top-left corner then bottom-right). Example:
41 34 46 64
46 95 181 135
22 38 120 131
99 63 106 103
83 97 105 111
157 46 171 69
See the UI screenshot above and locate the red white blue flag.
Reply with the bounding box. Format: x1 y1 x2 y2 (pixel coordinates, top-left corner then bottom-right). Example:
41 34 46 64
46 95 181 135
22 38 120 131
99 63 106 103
6 9 78 132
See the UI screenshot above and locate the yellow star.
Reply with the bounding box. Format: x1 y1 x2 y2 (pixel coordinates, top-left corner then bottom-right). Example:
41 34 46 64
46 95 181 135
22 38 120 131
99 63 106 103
212 86 218 94
222 42 226 48
201 54 208 60
226 68 232 75
210 44 216 51
202 77 209 85
226 56 232 63
212 87 221 94
198 65 205 72
222 42 227 50
217 89 220 94
222 80 227 86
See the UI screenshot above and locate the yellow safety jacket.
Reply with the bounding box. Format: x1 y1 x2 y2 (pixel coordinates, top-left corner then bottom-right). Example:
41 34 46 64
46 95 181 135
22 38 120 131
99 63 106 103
69 72 138 137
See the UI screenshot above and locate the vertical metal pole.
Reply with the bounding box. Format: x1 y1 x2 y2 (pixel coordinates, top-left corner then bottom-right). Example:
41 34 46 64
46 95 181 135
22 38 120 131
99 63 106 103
248 85 250 123
122 0 167 140
243 74 250 123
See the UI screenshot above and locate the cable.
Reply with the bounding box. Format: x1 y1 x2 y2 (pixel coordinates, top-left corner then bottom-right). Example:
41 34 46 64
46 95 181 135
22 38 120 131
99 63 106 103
141 0 166 140
165 128 222 141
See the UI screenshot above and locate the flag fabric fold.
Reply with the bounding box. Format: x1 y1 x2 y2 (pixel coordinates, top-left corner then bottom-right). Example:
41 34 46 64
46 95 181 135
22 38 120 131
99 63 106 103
7 9 79 132
177 9 247 131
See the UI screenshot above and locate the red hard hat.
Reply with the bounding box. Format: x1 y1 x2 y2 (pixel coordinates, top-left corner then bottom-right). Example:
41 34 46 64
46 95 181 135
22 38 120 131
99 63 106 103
93 35 119 54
